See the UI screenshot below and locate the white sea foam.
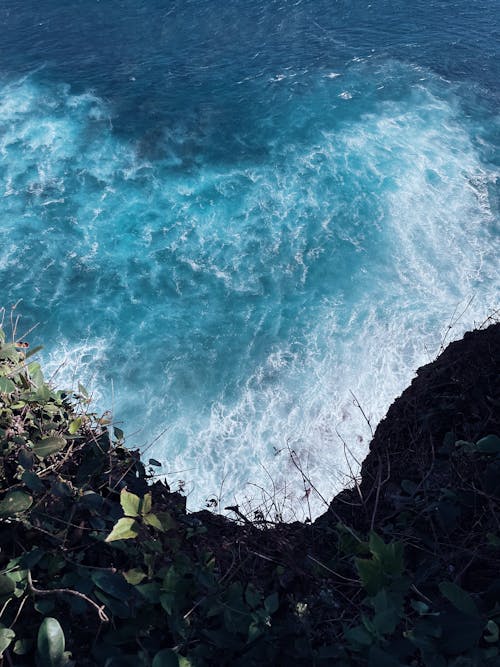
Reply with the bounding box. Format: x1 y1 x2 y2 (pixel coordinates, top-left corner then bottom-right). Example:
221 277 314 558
42 337 110 406
0 67 498 521
145 74 499 519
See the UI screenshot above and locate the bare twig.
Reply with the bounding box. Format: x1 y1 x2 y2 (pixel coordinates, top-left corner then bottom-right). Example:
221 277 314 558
27 570 109 622
349 390 373 437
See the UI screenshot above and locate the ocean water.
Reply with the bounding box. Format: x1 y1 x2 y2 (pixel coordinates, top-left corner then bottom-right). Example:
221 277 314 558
0 0 498 518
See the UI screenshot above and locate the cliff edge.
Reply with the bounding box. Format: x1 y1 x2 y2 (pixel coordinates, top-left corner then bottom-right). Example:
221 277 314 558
0 323 498 666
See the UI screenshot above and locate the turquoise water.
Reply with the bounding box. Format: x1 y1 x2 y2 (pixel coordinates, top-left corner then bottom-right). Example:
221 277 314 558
0 1 499 517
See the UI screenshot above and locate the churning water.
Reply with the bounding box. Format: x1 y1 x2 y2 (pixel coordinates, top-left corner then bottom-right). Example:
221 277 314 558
1 0 499 517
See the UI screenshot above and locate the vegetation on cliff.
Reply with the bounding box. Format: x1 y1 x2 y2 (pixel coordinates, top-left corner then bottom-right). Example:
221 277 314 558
0 322 499 666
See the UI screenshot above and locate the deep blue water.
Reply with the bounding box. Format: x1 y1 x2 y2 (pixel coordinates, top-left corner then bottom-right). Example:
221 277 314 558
1 0 499 517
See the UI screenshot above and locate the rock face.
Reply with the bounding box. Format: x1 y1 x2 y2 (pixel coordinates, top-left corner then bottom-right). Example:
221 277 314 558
322 321 500 530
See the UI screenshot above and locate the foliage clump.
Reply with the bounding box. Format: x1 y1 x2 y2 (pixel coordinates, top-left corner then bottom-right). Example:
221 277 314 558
0 323 499 666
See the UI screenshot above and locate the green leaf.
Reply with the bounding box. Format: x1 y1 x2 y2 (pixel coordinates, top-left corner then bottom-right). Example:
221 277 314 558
411 600 430 615
0 574 15 597
158 511 177 531
0 376 16 394
33 436 66 459
368 532 404 577
35 599 56 615
0 626 16 657
21 471 45 493
149 458 162 467
18 448 35 470
0 344 19 362
91 572 132 599
152 649 179 667
476 435 500 454
37 617 65 667
19 548 46 570
0 490 33 517
68 418 82 435
13 638 32 655
143 513 164 531
123 569 146 585
264 592 279 614
245 583 261 609
28 362 45 388
356 557 383 596
31 385 51 402
141 493 152 516
369 532 387 558
370 590 402 635
119 489 142 517
485 620 499 643
439 582 478 616
345 624 373 647
105 517 140 542
136 582 161 603
93 590 130 618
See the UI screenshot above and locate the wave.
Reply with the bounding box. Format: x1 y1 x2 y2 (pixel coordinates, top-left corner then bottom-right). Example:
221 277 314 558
0 59 498 518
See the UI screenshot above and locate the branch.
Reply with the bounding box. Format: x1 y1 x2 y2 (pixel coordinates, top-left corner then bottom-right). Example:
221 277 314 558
27 570 109 622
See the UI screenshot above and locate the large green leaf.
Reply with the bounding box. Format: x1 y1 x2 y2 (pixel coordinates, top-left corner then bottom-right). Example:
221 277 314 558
105 517 140 542
37 617 65 667
476 435 500 454
0 490 33 517
0 376 16 394
0 626 15 657
120 489 142 517
33 436 66 459
28 362 44 388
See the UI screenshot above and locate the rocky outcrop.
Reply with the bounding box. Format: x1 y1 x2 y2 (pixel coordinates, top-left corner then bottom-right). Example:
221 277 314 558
320 322 500 531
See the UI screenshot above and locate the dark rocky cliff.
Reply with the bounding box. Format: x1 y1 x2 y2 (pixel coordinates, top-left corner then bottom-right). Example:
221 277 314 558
322 321 500 531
